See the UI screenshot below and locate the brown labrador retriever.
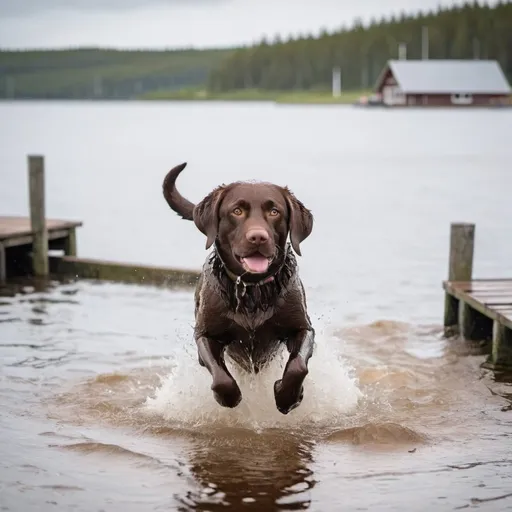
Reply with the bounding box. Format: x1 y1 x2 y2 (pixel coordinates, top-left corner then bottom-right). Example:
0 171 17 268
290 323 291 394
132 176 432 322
162 162 315 414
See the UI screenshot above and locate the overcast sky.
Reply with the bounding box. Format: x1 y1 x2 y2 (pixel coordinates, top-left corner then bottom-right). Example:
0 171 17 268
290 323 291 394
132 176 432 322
0 0 498 50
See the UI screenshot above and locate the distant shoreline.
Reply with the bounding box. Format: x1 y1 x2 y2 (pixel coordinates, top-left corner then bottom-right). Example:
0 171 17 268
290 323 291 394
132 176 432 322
136 88 370 105
0 89 370 105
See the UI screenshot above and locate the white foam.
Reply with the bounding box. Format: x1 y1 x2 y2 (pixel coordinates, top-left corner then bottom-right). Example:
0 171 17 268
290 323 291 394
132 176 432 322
144 324 362 430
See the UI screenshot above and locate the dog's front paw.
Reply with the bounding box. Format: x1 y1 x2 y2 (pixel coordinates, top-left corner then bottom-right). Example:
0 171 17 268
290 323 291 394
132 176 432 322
211 374 242 408
274 356 308 414
274 379 304 414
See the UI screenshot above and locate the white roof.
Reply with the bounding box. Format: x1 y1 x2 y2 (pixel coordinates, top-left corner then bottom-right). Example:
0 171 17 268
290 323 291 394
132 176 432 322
380 60 511 94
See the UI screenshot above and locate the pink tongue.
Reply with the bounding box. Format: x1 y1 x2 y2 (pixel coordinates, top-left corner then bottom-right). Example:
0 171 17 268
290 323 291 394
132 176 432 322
241 254 269 273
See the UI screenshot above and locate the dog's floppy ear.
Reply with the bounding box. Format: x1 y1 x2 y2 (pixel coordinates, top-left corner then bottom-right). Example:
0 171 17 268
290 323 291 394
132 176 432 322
283 187 313 256
193 185 227 250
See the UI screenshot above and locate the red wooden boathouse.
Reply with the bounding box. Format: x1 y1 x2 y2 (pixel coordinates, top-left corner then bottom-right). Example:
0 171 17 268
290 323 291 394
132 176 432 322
374 60 511 107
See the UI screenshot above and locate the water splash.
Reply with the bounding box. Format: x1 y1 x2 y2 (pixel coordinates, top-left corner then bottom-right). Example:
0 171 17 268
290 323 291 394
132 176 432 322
144 326 362 430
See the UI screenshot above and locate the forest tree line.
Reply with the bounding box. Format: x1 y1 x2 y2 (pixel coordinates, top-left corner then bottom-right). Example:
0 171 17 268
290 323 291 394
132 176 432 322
0 48 233 99
207 1 512 92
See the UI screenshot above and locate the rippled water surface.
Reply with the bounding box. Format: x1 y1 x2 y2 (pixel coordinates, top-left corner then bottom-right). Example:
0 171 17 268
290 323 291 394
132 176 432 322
1 101 512 511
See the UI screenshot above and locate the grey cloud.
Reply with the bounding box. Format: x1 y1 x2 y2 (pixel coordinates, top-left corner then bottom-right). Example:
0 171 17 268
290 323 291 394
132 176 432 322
0 0 226 18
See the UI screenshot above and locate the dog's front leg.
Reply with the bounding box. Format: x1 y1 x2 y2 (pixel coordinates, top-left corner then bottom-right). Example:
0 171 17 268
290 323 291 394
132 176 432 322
196 336 242 408
274 328 315 414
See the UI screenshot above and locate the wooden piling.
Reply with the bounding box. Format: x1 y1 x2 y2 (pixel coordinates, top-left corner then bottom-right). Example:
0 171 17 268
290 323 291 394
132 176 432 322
64 227 77 256
490 321 512 370
28 155 49 277
444 222 475 335
448 223 475 282
458 301 493 343
0 243 6 283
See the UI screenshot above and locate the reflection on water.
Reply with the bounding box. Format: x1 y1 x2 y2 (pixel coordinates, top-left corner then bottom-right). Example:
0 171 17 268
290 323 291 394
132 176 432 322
1 279 511 511
181 430 316 510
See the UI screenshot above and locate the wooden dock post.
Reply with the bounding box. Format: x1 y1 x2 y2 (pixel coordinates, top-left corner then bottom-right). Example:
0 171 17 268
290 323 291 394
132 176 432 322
0 243 5 283
28 155 49 277
491 321 512 370
444 222 475 336
64 227 77 257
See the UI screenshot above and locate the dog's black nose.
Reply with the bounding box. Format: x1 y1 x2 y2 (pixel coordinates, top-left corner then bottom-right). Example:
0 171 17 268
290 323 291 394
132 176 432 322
246 228 269 245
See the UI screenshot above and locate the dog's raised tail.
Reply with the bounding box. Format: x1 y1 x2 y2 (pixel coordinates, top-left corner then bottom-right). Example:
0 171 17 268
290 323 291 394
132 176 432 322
162 162 195 221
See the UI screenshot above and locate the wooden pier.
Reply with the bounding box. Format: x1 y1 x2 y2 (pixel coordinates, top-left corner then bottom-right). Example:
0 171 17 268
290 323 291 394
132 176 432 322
0 216 81 280
0 155 199 288
443 223 512 371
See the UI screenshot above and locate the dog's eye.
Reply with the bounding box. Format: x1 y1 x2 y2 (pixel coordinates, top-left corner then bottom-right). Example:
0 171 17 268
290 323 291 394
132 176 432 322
269 208 279 217
232 207 243 216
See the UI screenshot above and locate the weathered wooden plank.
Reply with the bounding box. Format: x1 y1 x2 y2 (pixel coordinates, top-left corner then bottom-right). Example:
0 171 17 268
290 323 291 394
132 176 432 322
49 255 200 288
470 286 512 295
467 284 512 290
492 305 512 312
447 279 512 287
464 292 512 301
0 216 82 241
471 295 512 304
443 280 508 294
468 280 512 284
471 295 512 301
449 286 512 296
456 292 512 302
1 229 74 249
466 287 512 292
470 296 512 303
470 283 512 288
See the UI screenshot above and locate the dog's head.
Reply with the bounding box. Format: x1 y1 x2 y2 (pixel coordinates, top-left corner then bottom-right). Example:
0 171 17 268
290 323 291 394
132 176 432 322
194 181 313 275
162 164 313 277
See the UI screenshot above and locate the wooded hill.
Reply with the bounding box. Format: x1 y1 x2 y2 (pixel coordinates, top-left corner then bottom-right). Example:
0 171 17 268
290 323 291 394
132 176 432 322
0 48 233 99
208 1 512 93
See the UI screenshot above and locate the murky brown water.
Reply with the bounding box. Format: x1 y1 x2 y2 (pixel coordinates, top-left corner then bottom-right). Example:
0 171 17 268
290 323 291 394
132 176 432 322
1 278 511 511
1 102 512 511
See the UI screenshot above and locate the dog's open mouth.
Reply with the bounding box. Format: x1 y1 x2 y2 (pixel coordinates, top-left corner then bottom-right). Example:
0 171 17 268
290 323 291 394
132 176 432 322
238 253 273 274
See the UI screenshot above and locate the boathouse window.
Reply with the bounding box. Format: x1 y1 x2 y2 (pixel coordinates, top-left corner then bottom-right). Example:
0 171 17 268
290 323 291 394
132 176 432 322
451 93 473 105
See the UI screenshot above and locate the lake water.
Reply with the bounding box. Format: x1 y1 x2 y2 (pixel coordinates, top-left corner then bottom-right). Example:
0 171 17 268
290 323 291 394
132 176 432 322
1 101 512 511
